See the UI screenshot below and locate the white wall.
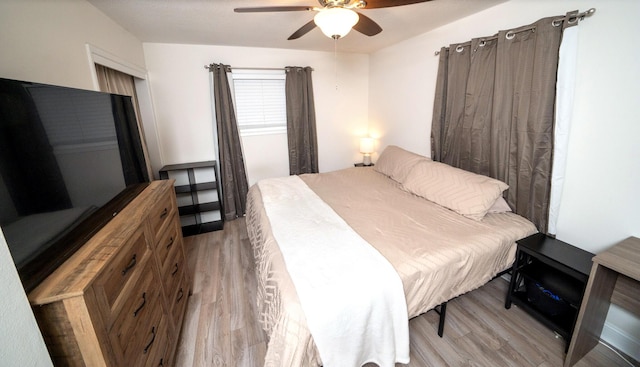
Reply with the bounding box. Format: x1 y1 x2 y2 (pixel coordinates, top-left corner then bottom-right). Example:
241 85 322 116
0 231 51 367
0 0 146 365
0 0 145 90
369 0 640 358
241 133 290 186
142 43 370 184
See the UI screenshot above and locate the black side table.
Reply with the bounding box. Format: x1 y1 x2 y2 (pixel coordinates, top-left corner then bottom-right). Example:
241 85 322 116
505 233 594 350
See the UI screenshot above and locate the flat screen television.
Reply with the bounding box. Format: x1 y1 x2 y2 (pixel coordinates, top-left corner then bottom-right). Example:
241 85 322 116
0 77 150 293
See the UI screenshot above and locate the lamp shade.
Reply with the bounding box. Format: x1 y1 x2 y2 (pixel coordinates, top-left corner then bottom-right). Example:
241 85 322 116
360 137 374 154
314 8 359 39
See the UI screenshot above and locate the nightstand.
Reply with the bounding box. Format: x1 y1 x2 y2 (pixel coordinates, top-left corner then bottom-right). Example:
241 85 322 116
505 233 594 350
354 163 374 167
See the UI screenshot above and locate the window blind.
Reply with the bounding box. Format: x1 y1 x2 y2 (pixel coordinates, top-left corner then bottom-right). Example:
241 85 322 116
232 72 286 134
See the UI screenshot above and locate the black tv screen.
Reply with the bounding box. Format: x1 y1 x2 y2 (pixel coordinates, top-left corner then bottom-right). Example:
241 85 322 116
0 77 150 292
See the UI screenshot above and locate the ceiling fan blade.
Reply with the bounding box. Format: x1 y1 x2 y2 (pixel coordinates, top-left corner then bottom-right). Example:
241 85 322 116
288 20 317 40
361 0 432 9
234 6 314 13
353 12 382 36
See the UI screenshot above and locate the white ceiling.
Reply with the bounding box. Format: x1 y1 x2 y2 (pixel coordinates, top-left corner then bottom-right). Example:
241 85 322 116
87 0 506 54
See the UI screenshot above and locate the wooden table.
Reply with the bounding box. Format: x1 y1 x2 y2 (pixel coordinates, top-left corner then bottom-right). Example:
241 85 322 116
564 236 640 366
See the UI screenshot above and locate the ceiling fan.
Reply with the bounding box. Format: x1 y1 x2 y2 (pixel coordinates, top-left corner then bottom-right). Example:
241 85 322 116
234 0 432 40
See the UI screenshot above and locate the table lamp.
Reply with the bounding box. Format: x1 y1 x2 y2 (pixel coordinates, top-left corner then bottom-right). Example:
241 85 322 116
360 137 374 166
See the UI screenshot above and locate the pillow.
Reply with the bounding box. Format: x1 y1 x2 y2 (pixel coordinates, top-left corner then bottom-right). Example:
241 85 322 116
374 145 429 183
487 196 512 213
402 160 509 221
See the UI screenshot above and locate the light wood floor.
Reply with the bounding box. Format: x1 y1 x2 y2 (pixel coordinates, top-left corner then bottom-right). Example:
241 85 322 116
174 218 637 367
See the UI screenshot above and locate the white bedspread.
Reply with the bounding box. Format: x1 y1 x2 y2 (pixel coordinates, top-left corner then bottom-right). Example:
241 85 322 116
257 176 409 367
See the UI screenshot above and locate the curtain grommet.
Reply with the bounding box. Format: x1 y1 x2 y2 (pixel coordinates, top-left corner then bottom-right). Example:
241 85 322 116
455 45 464 53
505 31 515 40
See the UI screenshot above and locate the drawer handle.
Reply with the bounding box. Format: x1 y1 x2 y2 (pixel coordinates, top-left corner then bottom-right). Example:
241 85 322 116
160 208 168 219
166 236 174 249
171 263 179 276
133 292 146 317
122 254 137 276
143 326 156 354
176 288 184 303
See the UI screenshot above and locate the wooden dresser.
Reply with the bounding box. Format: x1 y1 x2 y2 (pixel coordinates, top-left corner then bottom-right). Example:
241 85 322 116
28 180 190 367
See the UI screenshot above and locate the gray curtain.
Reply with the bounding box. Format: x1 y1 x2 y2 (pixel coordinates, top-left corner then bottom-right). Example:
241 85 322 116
285 66 318 175
210 63 249 220
431 13 579 234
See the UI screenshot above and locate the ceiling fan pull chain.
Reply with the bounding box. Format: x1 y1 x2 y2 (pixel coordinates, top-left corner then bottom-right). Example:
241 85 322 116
334 37 338 91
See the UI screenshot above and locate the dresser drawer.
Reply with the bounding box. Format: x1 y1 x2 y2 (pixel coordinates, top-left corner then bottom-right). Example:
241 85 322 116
144 316 172 367
169 273 189 331
155 219 181 271
94 225 151 318
108 259 163 361
148 188 176 237
125 305 168 367
162 243 186 299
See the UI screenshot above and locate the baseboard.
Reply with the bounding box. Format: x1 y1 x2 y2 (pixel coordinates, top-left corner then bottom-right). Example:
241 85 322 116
601 319 640 362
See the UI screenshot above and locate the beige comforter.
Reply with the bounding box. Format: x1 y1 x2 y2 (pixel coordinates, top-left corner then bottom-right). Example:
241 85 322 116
246 167 537 367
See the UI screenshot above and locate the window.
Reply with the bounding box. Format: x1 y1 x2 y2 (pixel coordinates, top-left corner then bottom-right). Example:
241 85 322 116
231 70 286 136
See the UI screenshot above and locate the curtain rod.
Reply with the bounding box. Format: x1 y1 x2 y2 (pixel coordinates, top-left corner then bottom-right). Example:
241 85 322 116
203 65 314 71
433 8 596 56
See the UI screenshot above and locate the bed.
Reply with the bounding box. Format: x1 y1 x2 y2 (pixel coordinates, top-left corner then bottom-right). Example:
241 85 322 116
246 146 537 366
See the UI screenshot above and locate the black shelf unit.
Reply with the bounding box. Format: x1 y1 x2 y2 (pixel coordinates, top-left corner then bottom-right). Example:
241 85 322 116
159 161 224 236
505 233 594 350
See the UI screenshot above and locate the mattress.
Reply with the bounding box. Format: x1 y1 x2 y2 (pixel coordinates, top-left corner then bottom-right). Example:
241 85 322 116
246 167 537 366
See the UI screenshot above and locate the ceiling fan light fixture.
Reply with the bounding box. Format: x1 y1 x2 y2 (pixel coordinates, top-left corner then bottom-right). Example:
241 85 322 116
314 8 359 39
